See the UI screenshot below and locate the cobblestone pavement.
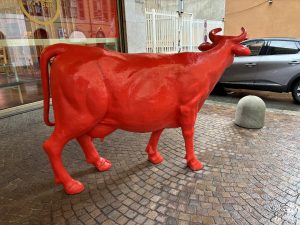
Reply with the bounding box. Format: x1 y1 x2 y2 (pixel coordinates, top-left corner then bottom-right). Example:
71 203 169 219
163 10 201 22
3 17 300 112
0 102 300 225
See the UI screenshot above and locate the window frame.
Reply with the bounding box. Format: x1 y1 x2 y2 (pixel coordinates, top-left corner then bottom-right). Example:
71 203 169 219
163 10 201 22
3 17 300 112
241 39 266 56
264 40 300 55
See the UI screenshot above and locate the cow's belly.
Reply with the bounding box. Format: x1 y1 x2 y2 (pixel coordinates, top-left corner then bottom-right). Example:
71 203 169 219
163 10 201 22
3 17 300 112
100 69 182 132
100 101 180 132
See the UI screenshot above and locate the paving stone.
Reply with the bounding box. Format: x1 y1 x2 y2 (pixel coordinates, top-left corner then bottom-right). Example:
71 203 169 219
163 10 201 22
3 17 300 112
134 214 147 224
107 210 122 220
145 210 158 220
125 220 138 225
89 209 101 219
116 215 129 225
95 214 107 224
124 209 137 219
202 216 215 225
1 103 300 225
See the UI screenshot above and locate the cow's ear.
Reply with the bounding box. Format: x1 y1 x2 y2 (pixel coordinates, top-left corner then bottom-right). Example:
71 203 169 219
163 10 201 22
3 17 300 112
232 45 251 56
198 42 213 51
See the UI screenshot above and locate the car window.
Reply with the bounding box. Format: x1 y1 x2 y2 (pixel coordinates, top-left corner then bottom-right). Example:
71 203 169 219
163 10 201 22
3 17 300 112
243 40 265 56
266 41 300 55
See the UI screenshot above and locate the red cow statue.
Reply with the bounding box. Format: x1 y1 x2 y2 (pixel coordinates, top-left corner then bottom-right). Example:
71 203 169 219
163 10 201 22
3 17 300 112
40 28 250 194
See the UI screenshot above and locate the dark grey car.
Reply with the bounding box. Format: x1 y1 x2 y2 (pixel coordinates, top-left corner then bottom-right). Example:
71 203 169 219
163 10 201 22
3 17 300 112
219 38 300 104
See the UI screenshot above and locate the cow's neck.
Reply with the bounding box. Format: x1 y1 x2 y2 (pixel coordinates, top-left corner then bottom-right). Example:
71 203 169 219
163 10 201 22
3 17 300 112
180 42 234 107
196 42 234 80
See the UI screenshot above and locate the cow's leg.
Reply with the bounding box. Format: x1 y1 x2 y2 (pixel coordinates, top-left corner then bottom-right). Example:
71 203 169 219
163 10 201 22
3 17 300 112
145 129 164 164
43 114 109 195
77 134 112 172
180 105 203 171
181 125 203 171
43 130 84 195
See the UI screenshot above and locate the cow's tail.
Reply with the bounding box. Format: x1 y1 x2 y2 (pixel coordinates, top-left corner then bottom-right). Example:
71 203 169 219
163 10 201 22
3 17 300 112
40 44 67 126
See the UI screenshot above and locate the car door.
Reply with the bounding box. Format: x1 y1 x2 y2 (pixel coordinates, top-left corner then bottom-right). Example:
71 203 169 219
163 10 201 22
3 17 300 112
254 40 300 90
219 40 266 88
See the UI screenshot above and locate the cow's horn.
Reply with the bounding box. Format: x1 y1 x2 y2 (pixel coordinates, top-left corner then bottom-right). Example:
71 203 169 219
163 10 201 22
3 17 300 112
209 28 222 43
232 27 248 43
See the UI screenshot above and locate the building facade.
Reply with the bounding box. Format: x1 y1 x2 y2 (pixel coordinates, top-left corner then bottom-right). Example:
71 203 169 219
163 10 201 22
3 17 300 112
225 0 300 38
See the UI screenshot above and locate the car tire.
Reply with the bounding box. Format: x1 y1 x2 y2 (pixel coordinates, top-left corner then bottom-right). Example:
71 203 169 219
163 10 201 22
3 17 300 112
291 79 300 104
211 84 226 96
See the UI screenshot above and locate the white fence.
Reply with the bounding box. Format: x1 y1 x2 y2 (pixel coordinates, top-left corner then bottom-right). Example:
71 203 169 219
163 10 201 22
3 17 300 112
145 9 224 53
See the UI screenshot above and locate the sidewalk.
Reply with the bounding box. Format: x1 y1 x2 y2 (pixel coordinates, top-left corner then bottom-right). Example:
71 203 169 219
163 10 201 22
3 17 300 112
0 101 300 225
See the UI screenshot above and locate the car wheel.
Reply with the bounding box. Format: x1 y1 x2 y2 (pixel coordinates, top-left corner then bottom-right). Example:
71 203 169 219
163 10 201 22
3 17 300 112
211 84 226 95
291 79 300 104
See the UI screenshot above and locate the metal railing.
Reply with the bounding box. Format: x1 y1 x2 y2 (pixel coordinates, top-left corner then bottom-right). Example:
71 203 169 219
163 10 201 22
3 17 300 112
145 9 224 53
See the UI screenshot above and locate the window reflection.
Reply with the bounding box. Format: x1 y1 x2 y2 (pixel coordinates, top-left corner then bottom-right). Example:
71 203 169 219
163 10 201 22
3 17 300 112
0 0 121 110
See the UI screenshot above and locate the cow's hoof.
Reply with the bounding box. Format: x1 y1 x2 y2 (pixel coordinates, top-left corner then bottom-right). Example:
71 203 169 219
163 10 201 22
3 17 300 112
95 157 112 172
148 152 164 164
187 159 203 171
64 179 85 195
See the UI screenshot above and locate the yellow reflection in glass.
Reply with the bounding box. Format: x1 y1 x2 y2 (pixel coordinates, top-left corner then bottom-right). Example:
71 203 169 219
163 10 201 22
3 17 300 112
18 0 60 26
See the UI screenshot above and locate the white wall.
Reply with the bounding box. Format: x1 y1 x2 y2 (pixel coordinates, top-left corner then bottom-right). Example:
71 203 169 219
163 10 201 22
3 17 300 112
124 0 147 53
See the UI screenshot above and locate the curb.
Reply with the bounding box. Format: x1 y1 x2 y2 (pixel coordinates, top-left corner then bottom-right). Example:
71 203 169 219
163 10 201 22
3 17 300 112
205 99 300 116
0 100 44 119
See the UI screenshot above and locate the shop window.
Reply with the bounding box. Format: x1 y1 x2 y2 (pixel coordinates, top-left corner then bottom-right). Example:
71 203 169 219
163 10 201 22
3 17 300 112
93 0 109 22
34 29 49 61
93 0 102 19
0 32 8 66
69 30 86 40
0 0 121 110
34 2 43 16
78 0 85 20
43 5 50 17
61 0 72 18
23 1 43 17
34 29 48 39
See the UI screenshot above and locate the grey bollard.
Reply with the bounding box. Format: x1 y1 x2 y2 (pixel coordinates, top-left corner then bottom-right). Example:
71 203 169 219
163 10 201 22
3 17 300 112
234 95 266 129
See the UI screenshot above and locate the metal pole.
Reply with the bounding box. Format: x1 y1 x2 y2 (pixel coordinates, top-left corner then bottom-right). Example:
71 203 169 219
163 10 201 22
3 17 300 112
178 0 184 14
189 15 193 51
204 20 207 42
177 0 184 52
152 9 157 53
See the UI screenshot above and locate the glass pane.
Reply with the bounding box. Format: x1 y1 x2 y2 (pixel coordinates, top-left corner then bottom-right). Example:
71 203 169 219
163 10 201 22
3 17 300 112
244 41 264 56
0 0 121 110
267 41 300 55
